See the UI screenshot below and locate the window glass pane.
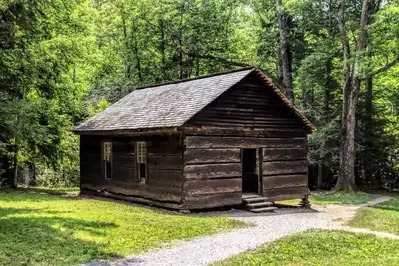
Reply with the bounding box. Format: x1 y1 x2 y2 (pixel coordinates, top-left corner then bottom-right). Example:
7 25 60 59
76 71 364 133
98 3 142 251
105 161 112 179
103 142 112 161
136 141 147 163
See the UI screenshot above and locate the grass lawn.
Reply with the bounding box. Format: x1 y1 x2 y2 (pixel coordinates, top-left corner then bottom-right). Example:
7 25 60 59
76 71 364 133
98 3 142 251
348 196 399 235
277 192 374 206
215 229 399 266
0 188 244 266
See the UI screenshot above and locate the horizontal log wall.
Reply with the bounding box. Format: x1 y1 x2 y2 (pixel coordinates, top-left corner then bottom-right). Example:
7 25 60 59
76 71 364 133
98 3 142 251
262 138 309 201
183 136 243 209
80 135 102 184
183 135 309 207
183 72 310 207
80 134 184 204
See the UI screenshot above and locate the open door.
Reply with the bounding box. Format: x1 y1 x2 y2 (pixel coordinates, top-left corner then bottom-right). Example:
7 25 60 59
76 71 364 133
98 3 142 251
242 148 261 194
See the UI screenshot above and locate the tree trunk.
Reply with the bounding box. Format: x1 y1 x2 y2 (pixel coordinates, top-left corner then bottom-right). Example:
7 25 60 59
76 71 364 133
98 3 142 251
317 164 324 189
335 0 371 192
363 0 380 187
195 49 200 77
324 57 333 118
121 15 131 79
132 18 143 83
276 0 294 102
336 78 358 192
12 144 18 188
159 18 166 80
132 18 142 82
364 76 378 186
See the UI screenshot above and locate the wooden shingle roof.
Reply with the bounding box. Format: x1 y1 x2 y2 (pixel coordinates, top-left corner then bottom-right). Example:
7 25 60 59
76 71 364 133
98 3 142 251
75 67 316 133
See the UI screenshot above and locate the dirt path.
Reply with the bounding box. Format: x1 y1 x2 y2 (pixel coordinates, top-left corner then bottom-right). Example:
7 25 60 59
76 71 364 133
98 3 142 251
313 195 398 239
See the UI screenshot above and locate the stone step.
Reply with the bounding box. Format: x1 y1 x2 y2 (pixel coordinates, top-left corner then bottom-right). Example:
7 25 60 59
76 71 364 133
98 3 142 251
250 207 278 213
242 197 269 203
247 201 274 208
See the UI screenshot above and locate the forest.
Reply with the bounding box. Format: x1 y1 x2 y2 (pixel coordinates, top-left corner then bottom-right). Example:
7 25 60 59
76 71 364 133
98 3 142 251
0 0 398 191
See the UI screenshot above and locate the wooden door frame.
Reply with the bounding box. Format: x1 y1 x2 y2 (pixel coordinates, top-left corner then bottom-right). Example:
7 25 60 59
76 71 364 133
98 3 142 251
257 148 263 195
241 147 263 195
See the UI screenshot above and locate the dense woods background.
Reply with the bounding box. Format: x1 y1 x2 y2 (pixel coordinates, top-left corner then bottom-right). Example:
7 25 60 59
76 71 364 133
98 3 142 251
0 0 398 190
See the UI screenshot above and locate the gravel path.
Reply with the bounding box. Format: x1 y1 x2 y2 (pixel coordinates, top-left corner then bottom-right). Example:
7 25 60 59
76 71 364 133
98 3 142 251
84 209 334 266
83 195 394 266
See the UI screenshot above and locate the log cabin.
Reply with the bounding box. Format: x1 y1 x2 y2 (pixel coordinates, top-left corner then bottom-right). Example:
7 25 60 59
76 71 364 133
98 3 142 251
74 67 316 212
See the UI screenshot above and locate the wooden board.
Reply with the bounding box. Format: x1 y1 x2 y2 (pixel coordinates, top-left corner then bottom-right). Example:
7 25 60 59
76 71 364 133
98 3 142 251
183 192 242 209
80 189 184 210
263 174 307 189
148 155 183 170
263 160 308 175
185 127 307 138
263 186 309 201
185 136 307 149
184 148 240 164
113 155 135 168
263 147 306 161
184 163 242 179
81 180 183 203
113 166 135 183
184 178 242 195
148 169 183 182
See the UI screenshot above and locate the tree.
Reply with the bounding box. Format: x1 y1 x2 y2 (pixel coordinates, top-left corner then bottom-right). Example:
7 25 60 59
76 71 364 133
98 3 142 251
335 0 399 191
276 0 294 101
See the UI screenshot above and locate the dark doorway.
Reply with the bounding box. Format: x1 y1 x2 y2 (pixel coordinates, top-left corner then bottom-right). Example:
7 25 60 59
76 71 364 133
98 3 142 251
242 148 259 193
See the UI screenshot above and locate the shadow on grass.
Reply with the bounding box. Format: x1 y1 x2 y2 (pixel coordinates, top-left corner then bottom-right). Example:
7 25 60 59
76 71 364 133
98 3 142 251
0 188 79 202
0 207 121 265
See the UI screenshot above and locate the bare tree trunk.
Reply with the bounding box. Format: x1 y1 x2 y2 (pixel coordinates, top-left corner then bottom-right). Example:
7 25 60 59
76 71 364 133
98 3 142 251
159 18 166 80
121 15 131 79
363 0 380 187
195 48 200 77
324 57 333 118
336 0 370 192
276 0 294 102
317 164 324 189
12 143 18 188
132 18 142 82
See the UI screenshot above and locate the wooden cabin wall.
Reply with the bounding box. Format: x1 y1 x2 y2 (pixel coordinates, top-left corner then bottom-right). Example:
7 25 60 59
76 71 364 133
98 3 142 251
80 134 184 205
183 73 309 206
183 136 243 209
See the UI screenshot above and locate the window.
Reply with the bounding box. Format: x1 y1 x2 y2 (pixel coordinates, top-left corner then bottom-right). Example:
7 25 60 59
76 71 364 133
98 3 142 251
103 142 112 179
136 141 147 183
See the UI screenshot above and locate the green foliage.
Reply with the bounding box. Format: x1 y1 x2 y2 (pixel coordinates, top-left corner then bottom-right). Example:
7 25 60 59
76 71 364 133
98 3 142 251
215 229 399 266
348 196 399 235
87 97 110 117
0 189 244 265
0 0 398 188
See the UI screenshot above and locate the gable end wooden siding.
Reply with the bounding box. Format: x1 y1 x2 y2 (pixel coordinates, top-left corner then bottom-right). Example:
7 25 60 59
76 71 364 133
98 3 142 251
186 73 307 131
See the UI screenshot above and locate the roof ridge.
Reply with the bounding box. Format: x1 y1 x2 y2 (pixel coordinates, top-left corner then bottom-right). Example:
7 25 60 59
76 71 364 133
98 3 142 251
133 66 254 91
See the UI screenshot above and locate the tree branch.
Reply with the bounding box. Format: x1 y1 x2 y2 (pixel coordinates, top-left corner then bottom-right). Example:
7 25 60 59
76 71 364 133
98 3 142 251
361 56 399 80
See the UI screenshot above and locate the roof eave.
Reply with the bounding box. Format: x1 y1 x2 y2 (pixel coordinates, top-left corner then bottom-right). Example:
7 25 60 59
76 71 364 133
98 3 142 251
74 127 182 136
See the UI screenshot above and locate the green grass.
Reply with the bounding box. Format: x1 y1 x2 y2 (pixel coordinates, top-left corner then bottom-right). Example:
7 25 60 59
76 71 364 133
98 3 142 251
348 196 399 235
215 229 399 266
0 189 244 266
277 192 374 206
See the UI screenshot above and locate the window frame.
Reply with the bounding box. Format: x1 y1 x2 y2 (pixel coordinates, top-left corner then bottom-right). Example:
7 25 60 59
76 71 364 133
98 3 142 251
136 141 148 184
103 141 113 180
